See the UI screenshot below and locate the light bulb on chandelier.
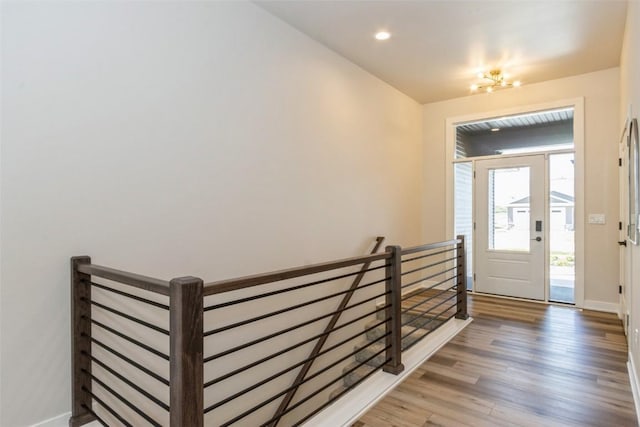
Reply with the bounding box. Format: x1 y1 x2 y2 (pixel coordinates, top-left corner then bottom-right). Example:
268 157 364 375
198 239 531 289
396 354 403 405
469 69 522 93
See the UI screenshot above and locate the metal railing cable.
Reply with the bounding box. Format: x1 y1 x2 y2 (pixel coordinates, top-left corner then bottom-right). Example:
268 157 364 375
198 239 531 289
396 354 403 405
204 288 389 362
401 247 456 264
219 338 391 426
204 275 388 336
82 351 169 411
400 255 457 276
87 335 169 386
86 317 169 361
87 299 169 335
81 390 123 427
87 280 169 310
205 330 389 417
204 263 388 311
204 304 391 388
257 345 391 427
82 369 162 426
401 265 457 289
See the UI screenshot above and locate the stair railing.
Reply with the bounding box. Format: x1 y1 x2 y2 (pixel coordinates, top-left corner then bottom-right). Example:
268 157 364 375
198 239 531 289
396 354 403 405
69 257 202 427
269 236 385 426
69 235 467 426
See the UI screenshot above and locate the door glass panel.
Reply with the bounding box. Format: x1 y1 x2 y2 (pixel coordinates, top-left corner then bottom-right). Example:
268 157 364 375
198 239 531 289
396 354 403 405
549 153 575 303
454 162 473 289
488 167 530 251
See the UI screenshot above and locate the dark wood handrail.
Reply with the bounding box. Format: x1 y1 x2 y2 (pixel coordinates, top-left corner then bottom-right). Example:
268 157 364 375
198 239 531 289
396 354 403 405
203 251 391 296
77 264 170 296
270 237 386 426
400 238 461 256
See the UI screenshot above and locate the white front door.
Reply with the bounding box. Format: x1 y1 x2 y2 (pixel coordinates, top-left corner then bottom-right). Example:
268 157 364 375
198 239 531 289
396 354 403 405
475 155 546 300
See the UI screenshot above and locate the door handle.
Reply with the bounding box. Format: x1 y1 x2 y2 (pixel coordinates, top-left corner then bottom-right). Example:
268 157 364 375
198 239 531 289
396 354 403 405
531 237 542 242
619 240 628 247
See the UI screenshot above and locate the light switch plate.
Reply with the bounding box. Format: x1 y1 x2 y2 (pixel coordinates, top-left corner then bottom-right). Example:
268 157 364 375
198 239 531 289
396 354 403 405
588 214 606 224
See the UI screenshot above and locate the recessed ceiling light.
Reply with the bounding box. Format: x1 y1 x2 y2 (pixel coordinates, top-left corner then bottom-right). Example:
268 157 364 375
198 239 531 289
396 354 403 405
375 31 391 41
470 84 478 91
491 128 500 132
513 80 522 87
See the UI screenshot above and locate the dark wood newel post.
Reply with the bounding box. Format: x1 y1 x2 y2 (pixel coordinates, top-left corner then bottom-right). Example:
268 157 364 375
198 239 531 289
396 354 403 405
456 235 469 320
70 256 96 427
383 245 404 374
170 276 204 427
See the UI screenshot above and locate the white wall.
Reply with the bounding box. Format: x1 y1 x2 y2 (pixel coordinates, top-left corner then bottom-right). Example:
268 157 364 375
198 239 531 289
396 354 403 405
423 68 620 305
0 2 423 425
620 0 640 408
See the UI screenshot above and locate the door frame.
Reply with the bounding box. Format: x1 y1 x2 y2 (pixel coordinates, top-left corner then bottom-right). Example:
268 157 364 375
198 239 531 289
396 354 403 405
620 115 632 332
445 97 585 307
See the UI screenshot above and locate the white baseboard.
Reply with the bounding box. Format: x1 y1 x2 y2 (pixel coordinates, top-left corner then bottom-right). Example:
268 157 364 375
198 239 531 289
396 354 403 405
31 412 70 427
303 316 473 427
627 352 640 426
31 412 100 427
583 299 620 314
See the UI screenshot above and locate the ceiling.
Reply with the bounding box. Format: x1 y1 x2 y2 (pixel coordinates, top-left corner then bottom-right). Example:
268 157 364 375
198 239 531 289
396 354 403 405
256 1 628 104
457 108 574 134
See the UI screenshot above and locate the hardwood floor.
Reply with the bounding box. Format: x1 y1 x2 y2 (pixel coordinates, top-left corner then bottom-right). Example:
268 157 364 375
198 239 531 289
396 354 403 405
354 294 637 427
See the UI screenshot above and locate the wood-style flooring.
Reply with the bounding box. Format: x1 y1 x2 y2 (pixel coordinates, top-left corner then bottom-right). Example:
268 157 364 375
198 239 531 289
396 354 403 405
354 294 637 427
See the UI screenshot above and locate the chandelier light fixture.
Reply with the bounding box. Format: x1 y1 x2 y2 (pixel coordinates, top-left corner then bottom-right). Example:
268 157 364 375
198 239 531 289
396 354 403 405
470 69 521 93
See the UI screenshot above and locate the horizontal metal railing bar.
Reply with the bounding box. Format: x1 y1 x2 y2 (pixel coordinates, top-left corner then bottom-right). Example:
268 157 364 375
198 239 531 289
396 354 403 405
401 275 457 305
400 256 457 276
204 318 390 411
402 301 456 343
88 280 169 310
204 276 387 336
294 351 387 427
83 351 169 411
400 239 460 256
203 252 391 296
87 317 170 361
401 247 456 264
82 369 161 427
204 264 388 312
257 345 390 427
77 264 170 296
402 310 457 353
204 291 390 361
204 304 390 384
87 299 170 336
401 290 457 328
87 335 169 386
216 337 390 425
82 389 125 427
401 265 457 290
